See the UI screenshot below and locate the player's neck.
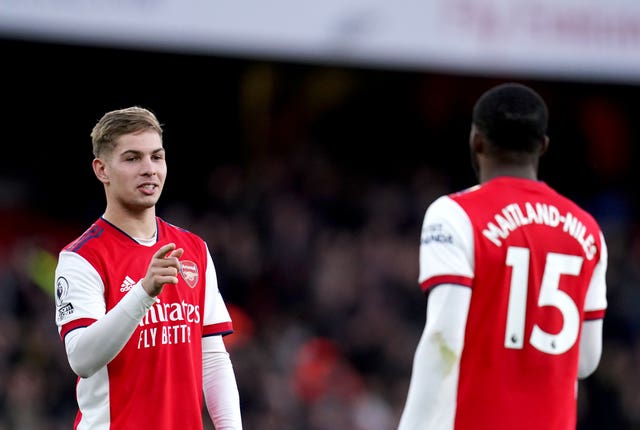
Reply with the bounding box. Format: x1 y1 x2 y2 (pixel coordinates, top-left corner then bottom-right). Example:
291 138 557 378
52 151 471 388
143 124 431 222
102 205 157 240
479 165 538 184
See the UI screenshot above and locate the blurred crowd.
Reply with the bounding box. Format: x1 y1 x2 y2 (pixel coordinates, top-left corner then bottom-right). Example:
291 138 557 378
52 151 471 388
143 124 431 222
1 64 640 429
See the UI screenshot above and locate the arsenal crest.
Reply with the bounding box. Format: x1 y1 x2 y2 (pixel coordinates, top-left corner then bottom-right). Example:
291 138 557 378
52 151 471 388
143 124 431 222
180 260 199 288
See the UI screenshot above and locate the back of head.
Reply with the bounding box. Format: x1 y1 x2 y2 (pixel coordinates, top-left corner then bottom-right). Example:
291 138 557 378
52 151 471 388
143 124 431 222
91 106 163 157
472 83 548 153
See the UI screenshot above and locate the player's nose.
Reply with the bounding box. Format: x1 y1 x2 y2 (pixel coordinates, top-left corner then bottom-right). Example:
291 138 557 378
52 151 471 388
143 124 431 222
140 156 158 176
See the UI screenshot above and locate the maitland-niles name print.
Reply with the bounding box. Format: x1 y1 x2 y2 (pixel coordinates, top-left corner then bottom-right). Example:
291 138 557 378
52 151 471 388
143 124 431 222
482 201 597 260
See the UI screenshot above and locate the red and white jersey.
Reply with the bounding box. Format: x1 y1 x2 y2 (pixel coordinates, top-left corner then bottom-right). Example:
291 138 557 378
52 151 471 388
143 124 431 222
419 177 607 430
55 217 233 430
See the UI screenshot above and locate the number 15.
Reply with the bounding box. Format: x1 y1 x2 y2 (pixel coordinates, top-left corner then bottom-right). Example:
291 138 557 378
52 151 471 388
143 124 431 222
504 246 583 355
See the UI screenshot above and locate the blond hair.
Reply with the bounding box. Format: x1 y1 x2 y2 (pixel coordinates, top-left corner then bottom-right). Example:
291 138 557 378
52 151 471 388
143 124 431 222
91 106 163 157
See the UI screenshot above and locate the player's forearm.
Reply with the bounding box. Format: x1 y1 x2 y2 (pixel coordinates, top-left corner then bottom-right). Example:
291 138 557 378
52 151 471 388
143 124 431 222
203 337 243 429
399 324 467 428
65 282 155 377
399 334 451 429
399 285 470 429
578 319 603 378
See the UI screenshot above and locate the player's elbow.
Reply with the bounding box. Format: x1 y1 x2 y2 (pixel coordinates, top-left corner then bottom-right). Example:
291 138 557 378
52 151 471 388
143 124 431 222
578 353 601 379
577 340 602 379
578 319 603 379
68 356 99 379
65 331 101 378
71 367 92 379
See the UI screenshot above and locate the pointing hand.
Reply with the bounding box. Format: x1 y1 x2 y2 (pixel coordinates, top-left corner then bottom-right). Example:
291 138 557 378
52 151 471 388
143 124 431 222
141 243 184 297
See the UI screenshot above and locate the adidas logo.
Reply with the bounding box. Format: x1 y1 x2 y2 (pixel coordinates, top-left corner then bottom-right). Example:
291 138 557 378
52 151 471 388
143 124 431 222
120 276 136 292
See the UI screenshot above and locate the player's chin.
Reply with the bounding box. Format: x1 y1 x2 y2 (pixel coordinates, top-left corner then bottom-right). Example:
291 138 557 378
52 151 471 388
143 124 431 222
130 196 161 209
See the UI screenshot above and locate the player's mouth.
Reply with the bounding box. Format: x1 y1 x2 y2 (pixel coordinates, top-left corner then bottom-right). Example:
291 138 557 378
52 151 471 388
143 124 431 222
138 183 159 195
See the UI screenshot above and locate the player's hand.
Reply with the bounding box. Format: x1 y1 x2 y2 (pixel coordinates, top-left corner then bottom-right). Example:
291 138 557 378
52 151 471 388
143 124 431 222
141 243 184 297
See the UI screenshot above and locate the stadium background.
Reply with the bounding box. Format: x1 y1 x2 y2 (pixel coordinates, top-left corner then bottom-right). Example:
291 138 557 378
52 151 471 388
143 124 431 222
1 12 640 429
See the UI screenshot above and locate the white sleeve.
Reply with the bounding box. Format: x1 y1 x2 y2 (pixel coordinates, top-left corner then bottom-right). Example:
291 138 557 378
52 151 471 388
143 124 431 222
578 319 603 378
56 251 156 378
584 232 608 313
203 244 232 328
419 196 474 287
399 196 475 429
55 251 107 326
578 232 607 379
202 336 242 429
64 282 156 377
398 284 471 430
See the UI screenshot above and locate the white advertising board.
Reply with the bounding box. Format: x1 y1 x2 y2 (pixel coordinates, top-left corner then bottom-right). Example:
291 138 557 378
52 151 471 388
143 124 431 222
1 0 640 83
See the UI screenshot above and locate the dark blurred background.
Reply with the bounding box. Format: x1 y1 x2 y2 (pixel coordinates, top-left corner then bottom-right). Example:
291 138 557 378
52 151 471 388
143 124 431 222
2 7 640 428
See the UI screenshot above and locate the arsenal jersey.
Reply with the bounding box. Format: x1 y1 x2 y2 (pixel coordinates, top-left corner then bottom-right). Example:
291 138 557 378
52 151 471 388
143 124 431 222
55 217 233 430
419 177 607 430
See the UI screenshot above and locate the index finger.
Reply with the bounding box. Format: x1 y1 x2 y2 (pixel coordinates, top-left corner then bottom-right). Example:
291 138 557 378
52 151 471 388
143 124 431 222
153 243 176 259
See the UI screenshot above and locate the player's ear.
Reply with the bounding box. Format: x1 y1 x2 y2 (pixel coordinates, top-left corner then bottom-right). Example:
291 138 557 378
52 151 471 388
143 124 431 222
93 158 110 184
470 124 485 154
539 136 550 156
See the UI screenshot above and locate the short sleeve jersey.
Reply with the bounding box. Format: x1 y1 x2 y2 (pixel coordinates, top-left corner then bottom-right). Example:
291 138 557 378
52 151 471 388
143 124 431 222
55 217 233 430
419 177 607 430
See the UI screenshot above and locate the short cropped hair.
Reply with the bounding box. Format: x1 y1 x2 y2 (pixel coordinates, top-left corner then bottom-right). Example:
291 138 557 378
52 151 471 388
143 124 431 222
472 83 548 152
91 106 163 157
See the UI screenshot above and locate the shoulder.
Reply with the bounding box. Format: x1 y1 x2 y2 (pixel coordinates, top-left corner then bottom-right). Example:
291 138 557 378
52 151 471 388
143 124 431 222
422 195 473 235
547 187 603 231
450 184 482 198
425 193 472 221
158 217 196 235
63 220 107 254
569 200 601 229
157 217 206 246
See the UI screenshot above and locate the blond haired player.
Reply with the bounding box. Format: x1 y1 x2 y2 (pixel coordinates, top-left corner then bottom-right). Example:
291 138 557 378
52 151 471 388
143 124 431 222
54 107 242 429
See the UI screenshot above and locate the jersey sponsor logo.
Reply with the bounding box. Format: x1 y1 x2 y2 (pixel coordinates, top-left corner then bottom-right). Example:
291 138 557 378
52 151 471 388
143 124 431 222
57 303 74 320
421 223 453 245
137 298 201 349
139 298 201 327
120 275 136 292
482 202 597 260
180 260 199 288
55 276 70 302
